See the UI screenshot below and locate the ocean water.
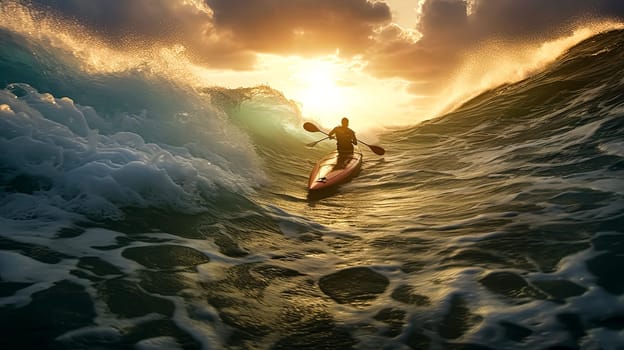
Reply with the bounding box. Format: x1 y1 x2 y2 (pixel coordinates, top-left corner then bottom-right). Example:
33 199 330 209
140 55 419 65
1 7 624 350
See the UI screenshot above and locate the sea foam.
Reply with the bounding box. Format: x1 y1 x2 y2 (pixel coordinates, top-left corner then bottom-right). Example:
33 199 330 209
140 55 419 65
0 83 262 222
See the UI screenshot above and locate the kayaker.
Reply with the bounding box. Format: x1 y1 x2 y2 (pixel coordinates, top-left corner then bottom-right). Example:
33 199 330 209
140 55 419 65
328 117 358 154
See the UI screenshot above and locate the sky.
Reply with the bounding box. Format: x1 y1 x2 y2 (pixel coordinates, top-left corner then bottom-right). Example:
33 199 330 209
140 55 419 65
8 1 624 128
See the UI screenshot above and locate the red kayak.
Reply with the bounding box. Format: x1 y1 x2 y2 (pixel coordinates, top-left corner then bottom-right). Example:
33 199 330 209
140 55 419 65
308 150 363 191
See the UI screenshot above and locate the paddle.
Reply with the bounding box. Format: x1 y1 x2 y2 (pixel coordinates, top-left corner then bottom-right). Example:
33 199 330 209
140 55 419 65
303 122 322 133
306 137 329 147
358 140 386 156
302 122 386 155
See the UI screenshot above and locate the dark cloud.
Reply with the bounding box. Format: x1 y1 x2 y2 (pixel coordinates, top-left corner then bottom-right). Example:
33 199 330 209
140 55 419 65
468 0 617 38
27 0 258 68
415 0 624 46
30 0 208 42
206 0 391 55
418 0 469 45
28 0 391 68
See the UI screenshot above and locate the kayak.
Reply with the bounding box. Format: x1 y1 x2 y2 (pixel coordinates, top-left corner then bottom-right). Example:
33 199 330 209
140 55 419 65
308 150 363 191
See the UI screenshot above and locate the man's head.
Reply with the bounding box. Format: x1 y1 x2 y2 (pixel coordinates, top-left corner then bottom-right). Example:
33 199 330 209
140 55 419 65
341 117 349 127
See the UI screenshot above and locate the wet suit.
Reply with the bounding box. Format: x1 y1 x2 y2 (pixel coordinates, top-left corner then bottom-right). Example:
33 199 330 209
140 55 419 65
328 125 357 155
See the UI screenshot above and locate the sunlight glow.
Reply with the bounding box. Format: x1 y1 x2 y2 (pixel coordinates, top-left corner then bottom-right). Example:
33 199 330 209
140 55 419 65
240 54 422 131
290 60 351 126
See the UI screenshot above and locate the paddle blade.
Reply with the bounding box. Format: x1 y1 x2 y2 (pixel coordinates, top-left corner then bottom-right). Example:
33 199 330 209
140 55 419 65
303 122 320 133
368 145 385 155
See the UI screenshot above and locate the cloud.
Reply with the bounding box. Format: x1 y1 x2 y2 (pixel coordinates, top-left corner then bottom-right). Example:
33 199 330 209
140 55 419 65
206 0 391 55
415 0 624 47
27 0 259 68
28 0 391 68
25 0 624 82
468 0 620 38
365 0 624 94
30 0 210 42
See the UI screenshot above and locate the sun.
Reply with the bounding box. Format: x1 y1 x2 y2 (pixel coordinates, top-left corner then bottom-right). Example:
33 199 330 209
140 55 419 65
290 60 351 126
198 53 420 130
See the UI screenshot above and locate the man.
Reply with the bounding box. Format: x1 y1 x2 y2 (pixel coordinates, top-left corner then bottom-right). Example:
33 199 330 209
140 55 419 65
328 117 358 154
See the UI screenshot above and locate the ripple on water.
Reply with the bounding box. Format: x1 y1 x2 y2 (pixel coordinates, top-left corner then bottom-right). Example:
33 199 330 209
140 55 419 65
202 262 357 349
121 244 210 270
391 284 431 306
318 266 389 306
479 271 547 302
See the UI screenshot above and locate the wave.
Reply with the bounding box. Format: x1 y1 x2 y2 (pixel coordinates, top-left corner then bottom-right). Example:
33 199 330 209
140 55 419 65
404 28 624 161
0 23 286 221
429 21 624 118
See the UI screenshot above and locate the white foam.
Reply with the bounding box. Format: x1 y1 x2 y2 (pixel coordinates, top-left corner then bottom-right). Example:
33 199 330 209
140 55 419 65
0 83 264 221
135 336 183 350
0 250 75 307
56 326 123 347
0 250 70 282
599 140 624 157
